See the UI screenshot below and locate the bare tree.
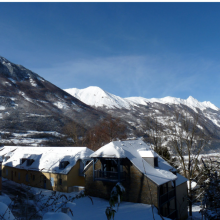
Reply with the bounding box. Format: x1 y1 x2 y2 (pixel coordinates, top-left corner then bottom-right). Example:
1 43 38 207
166 108 212 217
142 115 171 162
62 120 86 146
84 115 127 151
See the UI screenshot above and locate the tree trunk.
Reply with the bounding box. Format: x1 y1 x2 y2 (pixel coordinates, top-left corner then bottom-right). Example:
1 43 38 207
189 179 192 216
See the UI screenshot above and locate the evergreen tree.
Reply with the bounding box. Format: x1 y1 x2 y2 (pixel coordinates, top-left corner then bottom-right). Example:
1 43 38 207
200 158 220 220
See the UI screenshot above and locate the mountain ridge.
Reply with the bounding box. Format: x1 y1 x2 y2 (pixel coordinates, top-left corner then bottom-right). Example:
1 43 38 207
0 56 106 145
65 86 219 112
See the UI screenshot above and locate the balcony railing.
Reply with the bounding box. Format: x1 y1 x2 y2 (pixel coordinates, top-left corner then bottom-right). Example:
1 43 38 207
167 210 177 219
161 208 177 219
94 169 126 182
160 188 175 205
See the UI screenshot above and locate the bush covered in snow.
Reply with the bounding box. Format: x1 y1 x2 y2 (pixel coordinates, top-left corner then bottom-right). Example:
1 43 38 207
105 182 125 220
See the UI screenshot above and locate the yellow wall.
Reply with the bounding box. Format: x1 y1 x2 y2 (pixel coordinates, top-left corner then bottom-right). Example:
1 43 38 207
2 160 85 192
67 160 85 188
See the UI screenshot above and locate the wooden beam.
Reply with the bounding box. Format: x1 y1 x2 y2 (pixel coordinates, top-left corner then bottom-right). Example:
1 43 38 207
93 159 95 182
118 158 121 182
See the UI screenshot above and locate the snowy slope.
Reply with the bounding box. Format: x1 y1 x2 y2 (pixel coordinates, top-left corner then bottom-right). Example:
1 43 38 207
65 86 219 112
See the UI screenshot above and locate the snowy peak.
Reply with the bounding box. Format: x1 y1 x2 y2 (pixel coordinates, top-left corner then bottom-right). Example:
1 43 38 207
127 95 219 112
65 86 131 109
0 56 10 63
65 86 219 112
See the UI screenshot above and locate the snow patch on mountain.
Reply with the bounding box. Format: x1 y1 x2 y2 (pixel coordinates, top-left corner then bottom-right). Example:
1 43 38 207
64 86 219 112
53 101 69 109
30 78 37 87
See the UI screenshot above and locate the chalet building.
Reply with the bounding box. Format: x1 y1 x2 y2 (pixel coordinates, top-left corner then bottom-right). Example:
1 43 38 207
84 139 188 220
0 146 93 192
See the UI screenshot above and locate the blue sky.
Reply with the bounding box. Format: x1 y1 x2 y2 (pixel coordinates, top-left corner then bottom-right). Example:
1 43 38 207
1 3 220 107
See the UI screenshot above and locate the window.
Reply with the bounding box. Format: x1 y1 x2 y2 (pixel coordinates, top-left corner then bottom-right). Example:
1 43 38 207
0 170 2 177
33 175 35 181
27 159 34 166
4 157 10 162
18 172 20 180
59 161 69 169
59 178 62 185
20 158 27 165
6 169 8 176
15 171 16 177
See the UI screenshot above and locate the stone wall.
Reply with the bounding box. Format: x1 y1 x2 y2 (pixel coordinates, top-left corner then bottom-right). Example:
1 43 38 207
85 160 158 207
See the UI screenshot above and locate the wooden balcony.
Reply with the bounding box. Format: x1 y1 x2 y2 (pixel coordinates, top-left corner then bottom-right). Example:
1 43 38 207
94 169 126 182
160 187 175 205
162 208 177 219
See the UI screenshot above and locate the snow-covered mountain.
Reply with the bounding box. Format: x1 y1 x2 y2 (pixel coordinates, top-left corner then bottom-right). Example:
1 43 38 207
65 86 220 152
65 86 219 112
0 56 106 145
65 86 132 109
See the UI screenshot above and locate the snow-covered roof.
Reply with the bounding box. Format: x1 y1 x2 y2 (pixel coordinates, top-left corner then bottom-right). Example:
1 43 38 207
90 139 187 186
176 173 188 187
0 146 93 174
138 150 157 158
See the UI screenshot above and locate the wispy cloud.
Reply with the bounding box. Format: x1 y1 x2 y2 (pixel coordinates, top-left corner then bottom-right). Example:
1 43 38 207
33 54 220 106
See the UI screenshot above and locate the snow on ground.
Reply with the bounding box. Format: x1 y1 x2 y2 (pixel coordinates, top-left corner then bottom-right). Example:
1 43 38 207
23 185 206 220
0 130 64 146
30 187 169 220
5 138 48 146
71 196 169 220
43 212 72 220
0 193 13 206
1 177 203 220
0 202 15 219
188 204 203 220
12 130 63 137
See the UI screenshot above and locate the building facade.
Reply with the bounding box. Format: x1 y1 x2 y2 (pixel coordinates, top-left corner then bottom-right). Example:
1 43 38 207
0 146 93 192
84 139 188 220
